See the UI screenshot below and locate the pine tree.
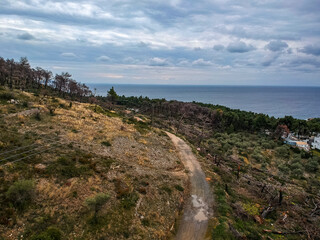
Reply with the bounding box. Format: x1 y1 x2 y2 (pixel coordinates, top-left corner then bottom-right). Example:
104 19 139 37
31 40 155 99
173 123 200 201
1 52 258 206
107 86 118 104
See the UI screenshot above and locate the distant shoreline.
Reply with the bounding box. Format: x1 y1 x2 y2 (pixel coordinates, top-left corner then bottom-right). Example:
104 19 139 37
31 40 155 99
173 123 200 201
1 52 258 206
88 84 320 120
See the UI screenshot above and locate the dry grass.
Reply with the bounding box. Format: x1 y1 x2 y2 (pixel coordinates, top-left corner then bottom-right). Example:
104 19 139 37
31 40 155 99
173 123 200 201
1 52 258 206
0 92 188 240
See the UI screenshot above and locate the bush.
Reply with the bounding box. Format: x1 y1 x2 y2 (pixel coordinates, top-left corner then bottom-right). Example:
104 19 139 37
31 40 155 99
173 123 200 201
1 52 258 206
120 192 139 210
275 146 290 158
291 168 304 179
30 226 62 240
252 153 264 163
278 164 290 174
174 185 184 192
85 192 110 223
22 101 29 108
101 141 111 147
305 159 319 173
6 179 35 210
47 156 90 179
35 112 41 121
0 92 14 100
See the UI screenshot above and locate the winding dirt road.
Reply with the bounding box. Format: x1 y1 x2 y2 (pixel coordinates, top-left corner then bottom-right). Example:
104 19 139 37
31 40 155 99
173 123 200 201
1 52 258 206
167 132 213 240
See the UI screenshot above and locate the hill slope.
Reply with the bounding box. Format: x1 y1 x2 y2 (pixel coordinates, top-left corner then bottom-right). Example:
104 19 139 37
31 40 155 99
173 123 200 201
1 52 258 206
0 89 188 240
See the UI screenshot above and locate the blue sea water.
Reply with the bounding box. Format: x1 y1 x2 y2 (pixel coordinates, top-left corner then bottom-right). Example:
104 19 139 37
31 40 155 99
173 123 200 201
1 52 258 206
88 84 320 119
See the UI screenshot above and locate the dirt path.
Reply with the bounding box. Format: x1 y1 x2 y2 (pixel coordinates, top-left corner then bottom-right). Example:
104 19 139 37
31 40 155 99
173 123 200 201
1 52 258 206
167 132 213 240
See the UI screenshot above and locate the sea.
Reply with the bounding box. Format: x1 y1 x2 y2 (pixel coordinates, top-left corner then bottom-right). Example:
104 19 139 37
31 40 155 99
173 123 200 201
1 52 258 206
88 84 320 120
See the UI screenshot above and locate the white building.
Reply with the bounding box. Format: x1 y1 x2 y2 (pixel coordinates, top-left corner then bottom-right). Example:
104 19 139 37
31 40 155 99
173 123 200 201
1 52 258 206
312 136 320 150
296 141 310 151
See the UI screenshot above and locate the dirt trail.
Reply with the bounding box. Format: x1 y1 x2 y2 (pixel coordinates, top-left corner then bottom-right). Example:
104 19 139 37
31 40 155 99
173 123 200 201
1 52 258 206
167 132 213 240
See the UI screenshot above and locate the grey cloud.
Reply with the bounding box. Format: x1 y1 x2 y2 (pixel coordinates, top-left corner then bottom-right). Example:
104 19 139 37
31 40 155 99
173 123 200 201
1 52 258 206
123 57 140 64
17 32 35 40
148 57 170 66
213 45 224 51
1 0 320 84
300 44 320 56
227 41 255 53
282 55 320 71
192 58 212 66
265 40 288 52
137 41 150 48
261 53 280 67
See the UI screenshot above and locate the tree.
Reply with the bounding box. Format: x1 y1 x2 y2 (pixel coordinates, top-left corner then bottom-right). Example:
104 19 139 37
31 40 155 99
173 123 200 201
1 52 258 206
85 192 110 223
274 124 290 139
107 86 118 104
43 70 52 89
305 158 319 173
54 72 72 94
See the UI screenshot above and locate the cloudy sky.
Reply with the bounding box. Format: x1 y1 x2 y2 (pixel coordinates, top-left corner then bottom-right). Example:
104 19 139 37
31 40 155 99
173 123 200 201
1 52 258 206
1 0 320 85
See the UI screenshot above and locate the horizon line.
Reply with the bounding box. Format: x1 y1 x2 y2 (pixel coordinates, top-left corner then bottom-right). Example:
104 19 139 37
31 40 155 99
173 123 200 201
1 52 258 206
85 83 320 87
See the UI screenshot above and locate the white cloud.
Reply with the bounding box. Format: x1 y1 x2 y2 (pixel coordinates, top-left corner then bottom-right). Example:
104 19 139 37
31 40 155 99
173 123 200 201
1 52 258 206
97 55 111 62
192 59 213 66
61 52 77 58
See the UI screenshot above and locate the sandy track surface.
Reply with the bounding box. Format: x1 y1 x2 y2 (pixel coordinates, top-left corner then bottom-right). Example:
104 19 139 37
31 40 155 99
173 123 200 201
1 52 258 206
167 132 213 240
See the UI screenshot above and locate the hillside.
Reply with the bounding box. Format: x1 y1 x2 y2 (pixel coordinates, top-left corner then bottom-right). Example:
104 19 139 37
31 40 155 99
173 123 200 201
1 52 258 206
118 97 320 239
0 88 189 240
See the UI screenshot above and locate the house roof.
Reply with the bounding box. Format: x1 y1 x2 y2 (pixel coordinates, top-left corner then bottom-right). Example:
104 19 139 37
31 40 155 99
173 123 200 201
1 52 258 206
296 141 308 145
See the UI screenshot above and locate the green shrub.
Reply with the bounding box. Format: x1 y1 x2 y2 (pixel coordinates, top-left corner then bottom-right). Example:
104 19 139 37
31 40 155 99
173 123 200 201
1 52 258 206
141 218 150 227
22 101 29 108
174 185 184 192
85 192 110 223
278 164 290 174
6 179 35 210
275 146 290 158
160 185 172 195
30 226 62 240
291 168 304 179
305 159 319 173
47 156 90 179
101 141 111 147
120 192 139 210
212 218 233 240
0 92 14 100
35 112 41 121
252 153 264 163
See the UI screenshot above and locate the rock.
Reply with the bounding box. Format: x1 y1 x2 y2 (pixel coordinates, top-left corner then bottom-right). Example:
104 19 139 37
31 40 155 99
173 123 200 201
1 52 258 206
134 116 145 122
254 215 263 224
34 163 46 171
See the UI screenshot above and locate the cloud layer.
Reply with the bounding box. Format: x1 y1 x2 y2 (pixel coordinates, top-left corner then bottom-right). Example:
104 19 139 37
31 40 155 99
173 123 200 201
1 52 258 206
0 0 320 85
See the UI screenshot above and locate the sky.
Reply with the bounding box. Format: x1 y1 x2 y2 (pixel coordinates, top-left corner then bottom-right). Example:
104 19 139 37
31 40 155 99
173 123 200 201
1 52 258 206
0 0 320 86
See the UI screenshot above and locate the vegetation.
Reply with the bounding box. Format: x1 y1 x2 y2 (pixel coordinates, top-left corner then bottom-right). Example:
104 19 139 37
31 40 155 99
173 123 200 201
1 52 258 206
0 57 92 100
0 83 184 239
30 227 62 240
1 57 319 239
6 179 35 210
85 193 110 223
